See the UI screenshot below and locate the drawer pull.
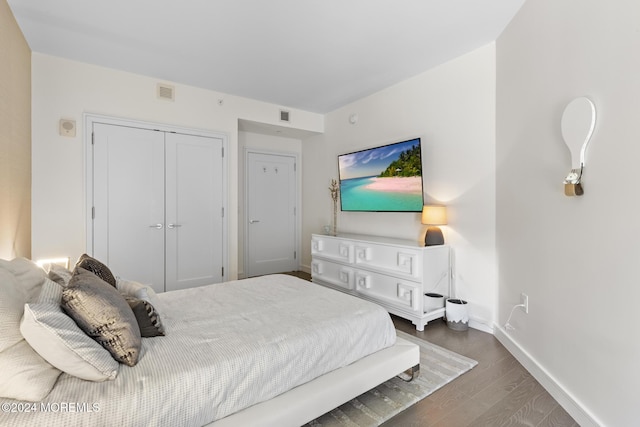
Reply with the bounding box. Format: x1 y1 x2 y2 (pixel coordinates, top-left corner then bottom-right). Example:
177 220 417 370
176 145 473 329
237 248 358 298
397 253 415 274
355 247 372 262
339 270 351 284
398 283 419 311
356 274 371 289
311 262 323 274
338 244 351 259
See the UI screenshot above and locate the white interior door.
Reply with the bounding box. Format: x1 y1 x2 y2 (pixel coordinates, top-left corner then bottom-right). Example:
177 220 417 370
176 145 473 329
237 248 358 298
246 151 297 277
165 133 224 291
92 123 166 292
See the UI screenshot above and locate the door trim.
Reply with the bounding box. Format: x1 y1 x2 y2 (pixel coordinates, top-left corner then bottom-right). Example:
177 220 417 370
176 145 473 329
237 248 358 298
84 113 229 280
243 148 301 278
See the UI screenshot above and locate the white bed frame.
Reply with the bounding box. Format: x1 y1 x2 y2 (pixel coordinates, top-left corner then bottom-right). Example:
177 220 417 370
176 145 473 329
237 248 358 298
209 336 420 427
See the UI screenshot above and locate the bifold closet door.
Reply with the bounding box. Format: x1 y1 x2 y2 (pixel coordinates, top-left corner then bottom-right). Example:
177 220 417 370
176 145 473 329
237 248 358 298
92 123 166 293
92 124 224 293
164 133 224 291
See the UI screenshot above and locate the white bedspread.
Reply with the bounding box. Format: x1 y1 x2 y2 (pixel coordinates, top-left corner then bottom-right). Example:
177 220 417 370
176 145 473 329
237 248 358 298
1 274 396 427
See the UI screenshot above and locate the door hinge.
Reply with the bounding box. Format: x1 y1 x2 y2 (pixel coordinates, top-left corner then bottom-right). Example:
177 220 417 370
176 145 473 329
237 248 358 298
294 163 296 172
221 207 224 218
91 206 95 219
221 266 224 277
294 251 297 260
221 147 224 158
91 132 95 145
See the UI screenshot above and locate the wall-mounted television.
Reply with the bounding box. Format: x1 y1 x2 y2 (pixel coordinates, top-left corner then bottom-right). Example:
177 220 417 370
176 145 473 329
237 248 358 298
338 138 424 212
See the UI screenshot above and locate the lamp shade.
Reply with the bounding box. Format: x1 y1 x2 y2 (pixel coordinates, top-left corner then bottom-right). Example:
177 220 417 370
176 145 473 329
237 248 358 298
421 205 447 225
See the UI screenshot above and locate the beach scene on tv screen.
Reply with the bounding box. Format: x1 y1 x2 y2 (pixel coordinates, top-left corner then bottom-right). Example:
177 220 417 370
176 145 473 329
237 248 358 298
339 139 423 211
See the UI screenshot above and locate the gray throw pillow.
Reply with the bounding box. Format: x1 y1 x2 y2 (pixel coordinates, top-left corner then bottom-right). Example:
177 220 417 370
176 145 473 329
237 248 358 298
125 297 166 337
62 268 141 366
75 254 117 288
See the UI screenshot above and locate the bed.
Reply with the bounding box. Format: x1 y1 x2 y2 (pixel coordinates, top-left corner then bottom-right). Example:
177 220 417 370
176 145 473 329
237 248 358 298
0 258 419 427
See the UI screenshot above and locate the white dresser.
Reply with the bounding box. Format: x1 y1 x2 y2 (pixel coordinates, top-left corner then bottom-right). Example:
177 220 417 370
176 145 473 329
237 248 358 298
310 233 450 331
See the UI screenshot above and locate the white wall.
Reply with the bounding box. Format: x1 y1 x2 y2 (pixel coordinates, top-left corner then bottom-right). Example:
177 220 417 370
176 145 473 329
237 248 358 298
31 53 323 278
302 44 497 331
237 131 302 277
496 1 640 425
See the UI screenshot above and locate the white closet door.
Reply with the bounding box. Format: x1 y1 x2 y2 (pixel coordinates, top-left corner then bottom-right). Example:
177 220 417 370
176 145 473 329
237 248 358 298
92 123 166 292
165 133 224 291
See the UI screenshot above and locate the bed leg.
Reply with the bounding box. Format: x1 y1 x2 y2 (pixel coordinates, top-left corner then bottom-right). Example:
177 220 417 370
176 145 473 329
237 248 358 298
397 364 420 382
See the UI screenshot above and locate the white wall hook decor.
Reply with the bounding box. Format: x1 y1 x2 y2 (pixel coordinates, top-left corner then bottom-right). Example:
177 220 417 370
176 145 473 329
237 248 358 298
561 97 596 196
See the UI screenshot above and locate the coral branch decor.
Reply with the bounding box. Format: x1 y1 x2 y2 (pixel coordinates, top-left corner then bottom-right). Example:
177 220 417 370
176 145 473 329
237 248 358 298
329 179 339 236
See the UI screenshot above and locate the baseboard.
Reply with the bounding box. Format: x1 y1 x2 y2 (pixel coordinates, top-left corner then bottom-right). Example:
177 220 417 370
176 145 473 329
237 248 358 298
469 316 494 334
299 263 311 274
494 325 602 427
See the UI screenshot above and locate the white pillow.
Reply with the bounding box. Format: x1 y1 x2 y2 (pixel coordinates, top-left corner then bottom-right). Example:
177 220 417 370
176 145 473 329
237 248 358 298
117 278 167 317
37 277 64 304
0 266 60 401
20 303 119 382
0 268 27 352
117 278 150 299
0 340 61 402
0 257 46 302
47 263 73 287
0 259 47 352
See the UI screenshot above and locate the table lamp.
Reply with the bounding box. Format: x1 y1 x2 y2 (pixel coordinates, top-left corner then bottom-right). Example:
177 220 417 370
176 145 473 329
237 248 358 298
421 205 447 246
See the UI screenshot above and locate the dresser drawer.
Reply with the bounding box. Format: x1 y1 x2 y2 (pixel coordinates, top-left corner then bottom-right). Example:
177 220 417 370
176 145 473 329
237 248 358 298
352 241 422 279
311 259 354 291
311 236 353 264
352 268 422 314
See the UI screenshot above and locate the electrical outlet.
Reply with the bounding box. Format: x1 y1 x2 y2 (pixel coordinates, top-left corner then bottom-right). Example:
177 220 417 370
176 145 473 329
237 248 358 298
520 293 529 314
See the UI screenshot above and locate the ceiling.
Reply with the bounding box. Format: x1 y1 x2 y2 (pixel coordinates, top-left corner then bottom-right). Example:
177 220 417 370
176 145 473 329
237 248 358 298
8 0 525 114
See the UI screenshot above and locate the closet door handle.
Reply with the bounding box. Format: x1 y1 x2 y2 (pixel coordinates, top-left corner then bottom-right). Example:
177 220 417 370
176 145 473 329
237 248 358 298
149 223 163 229
249 219 260 224
167 224 182 229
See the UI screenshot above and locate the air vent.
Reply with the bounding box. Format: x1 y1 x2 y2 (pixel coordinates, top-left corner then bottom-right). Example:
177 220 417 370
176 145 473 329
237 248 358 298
280 110 290 122
157 83 175 101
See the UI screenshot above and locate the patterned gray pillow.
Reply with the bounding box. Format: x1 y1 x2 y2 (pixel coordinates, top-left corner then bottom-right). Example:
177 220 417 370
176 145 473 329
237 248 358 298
62 268 141 366
75 254 117 288
125 297 166 337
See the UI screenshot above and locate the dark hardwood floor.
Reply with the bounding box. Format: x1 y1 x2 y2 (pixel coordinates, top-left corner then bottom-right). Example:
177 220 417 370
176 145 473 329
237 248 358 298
384 316 579 427
289 271 579 427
